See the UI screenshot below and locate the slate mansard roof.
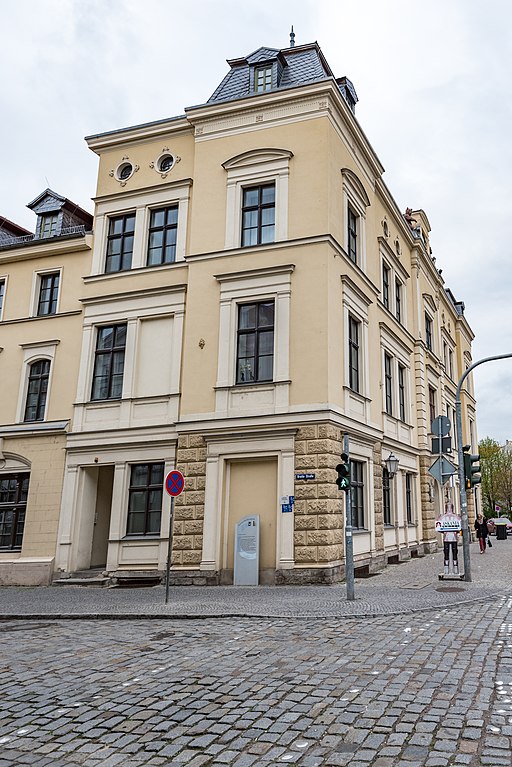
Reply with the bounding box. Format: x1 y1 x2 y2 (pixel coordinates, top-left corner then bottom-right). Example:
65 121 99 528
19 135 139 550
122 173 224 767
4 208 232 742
207 42 358 113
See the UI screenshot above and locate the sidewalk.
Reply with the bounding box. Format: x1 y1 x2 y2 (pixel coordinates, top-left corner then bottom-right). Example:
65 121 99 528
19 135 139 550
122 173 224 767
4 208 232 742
0 540 509 620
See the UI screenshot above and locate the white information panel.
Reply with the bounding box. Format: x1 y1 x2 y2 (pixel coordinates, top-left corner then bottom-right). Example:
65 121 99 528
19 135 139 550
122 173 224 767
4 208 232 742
233 515 260 586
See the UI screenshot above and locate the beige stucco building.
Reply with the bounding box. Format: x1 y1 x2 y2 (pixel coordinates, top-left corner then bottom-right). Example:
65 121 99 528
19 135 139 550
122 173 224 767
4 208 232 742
0 192 92 584
1 39 478 586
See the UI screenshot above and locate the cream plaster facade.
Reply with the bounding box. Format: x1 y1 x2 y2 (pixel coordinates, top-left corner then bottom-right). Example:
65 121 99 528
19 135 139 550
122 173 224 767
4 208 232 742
0 199 92 584
1 41 478 585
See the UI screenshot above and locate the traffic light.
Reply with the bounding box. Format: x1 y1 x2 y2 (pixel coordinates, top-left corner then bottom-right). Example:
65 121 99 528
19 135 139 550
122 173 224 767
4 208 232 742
463 446 481 489
336 453 351 491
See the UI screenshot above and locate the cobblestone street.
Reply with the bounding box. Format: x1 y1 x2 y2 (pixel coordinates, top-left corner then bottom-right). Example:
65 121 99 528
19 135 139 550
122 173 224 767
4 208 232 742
1 582 511 765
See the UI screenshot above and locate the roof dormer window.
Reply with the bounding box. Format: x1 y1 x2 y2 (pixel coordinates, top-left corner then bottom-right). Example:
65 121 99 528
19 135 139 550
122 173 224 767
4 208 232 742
254 65 273 92
40 214 59 239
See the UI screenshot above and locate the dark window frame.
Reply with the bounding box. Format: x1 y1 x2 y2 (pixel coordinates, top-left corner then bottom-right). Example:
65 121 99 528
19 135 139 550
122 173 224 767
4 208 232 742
347 205 358 263
398 364 406 422
24 359 50 422
384 353 393 415
105 213 135 273
406 473 413 524
350 460 365 530
382 263 390 309
0 279 5 318
147 205 178 266
37 272 60 316
236 301 275 385
0 472 29 550
348 315 360 393
428 386 436 429
126 462 164 537
395 278 402 323
425 312 433 351
241 184 275 247
91 324 127 401
383 467 391 526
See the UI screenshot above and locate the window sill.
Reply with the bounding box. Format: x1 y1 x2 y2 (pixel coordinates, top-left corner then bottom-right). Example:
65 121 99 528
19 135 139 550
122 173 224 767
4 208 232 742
122 535 161 541
215 380 290 391
343 386 371 403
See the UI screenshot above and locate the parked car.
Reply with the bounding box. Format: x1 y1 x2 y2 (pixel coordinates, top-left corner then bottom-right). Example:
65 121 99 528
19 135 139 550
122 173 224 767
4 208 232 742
487 517 512 535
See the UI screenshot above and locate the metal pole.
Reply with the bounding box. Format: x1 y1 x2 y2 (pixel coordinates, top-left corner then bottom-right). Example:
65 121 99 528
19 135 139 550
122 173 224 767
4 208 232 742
343 433 355 601
165 496 175 604
455 352 512 582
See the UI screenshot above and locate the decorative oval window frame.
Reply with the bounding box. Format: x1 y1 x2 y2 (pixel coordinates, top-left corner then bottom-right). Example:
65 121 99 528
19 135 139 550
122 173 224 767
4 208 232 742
150 148 181 178
109 157 139 187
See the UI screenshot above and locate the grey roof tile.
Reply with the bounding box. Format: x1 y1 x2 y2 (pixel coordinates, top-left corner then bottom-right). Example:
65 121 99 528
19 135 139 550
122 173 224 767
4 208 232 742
207 43 357 112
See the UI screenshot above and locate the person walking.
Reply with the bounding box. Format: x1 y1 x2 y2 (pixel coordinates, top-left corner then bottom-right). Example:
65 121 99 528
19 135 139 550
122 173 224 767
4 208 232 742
475 514 489 553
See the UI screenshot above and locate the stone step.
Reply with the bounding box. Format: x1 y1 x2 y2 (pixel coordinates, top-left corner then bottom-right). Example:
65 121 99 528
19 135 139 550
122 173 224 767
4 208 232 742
52 576 110 588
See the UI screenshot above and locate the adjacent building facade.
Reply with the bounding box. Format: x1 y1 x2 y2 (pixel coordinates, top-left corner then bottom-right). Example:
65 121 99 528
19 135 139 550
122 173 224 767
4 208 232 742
0 192 92 584
1 40 478 586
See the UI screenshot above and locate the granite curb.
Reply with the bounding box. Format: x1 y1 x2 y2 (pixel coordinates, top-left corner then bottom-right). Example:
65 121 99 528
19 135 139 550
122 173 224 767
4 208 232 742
0 590 508 622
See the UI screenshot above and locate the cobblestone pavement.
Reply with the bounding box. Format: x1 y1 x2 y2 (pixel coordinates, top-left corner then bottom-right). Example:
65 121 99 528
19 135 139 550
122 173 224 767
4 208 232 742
1 595 512 766
1 541 511 620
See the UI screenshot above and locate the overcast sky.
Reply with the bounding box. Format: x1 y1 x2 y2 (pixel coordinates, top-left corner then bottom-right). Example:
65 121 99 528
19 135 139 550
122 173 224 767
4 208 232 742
1 0 511 443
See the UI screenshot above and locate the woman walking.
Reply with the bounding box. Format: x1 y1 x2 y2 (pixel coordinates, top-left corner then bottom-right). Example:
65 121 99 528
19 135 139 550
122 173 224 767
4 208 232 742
474 514 489 553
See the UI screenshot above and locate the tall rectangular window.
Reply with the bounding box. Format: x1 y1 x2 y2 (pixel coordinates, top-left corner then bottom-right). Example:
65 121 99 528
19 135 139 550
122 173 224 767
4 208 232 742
425 313 433 351
127 463 164 536
382 263 390 309
383 468 391 525
350 460 365 529
347 206 358 263
147 205 178 266
91 324 127 400
405 473 413 524
395 279 402 324
254 66 273 92
37 272 60 316
348 316 360 393
241 184 275 247
0 279 5 319
398 364 406 422
384 353 393 415
0 473 29 550
105 213 135 273
428 386 436 430
236 301 274 384
24 359 50 422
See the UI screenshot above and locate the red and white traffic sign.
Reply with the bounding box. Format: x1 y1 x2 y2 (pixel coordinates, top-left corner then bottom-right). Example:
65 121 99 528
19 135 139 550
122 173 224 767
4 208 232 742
165 470 185 497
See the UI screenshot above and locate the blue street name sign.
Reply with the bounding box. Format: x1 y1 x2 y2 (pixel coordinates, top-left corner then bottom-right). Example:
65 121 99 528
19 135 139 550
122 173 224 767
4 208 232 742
295 473 316 480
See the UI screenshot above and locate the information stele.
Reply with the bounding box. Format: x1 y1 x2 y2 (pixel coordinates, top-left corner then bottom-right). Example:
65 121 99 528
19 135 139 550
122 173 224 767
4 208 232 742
165 470 185 497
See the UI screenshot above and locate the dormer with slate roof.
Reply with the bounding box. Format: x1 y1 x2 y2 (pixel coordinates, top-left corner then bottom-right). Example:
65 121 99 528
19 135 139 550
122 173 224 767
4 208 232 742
27 189 93 241
208 41 358 114
0 216 32 245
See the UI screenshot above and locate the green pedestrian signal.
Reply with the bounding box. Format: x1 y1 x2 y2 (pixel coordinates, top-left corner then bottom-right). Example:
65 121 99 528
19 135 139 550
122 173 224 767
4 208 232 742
336 453 351 492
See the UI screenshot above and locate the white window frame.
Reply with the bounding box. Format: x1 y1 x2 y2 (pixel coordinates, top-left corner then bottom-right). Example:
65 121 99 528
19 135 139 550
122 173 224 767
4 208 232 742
214 264 293 416
380 326 412 425
30 267 62 318
90 183 191 276
222 149 293 250
341 168 370 271
378 242 408 328
342 276 371 401
16 341 59 423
